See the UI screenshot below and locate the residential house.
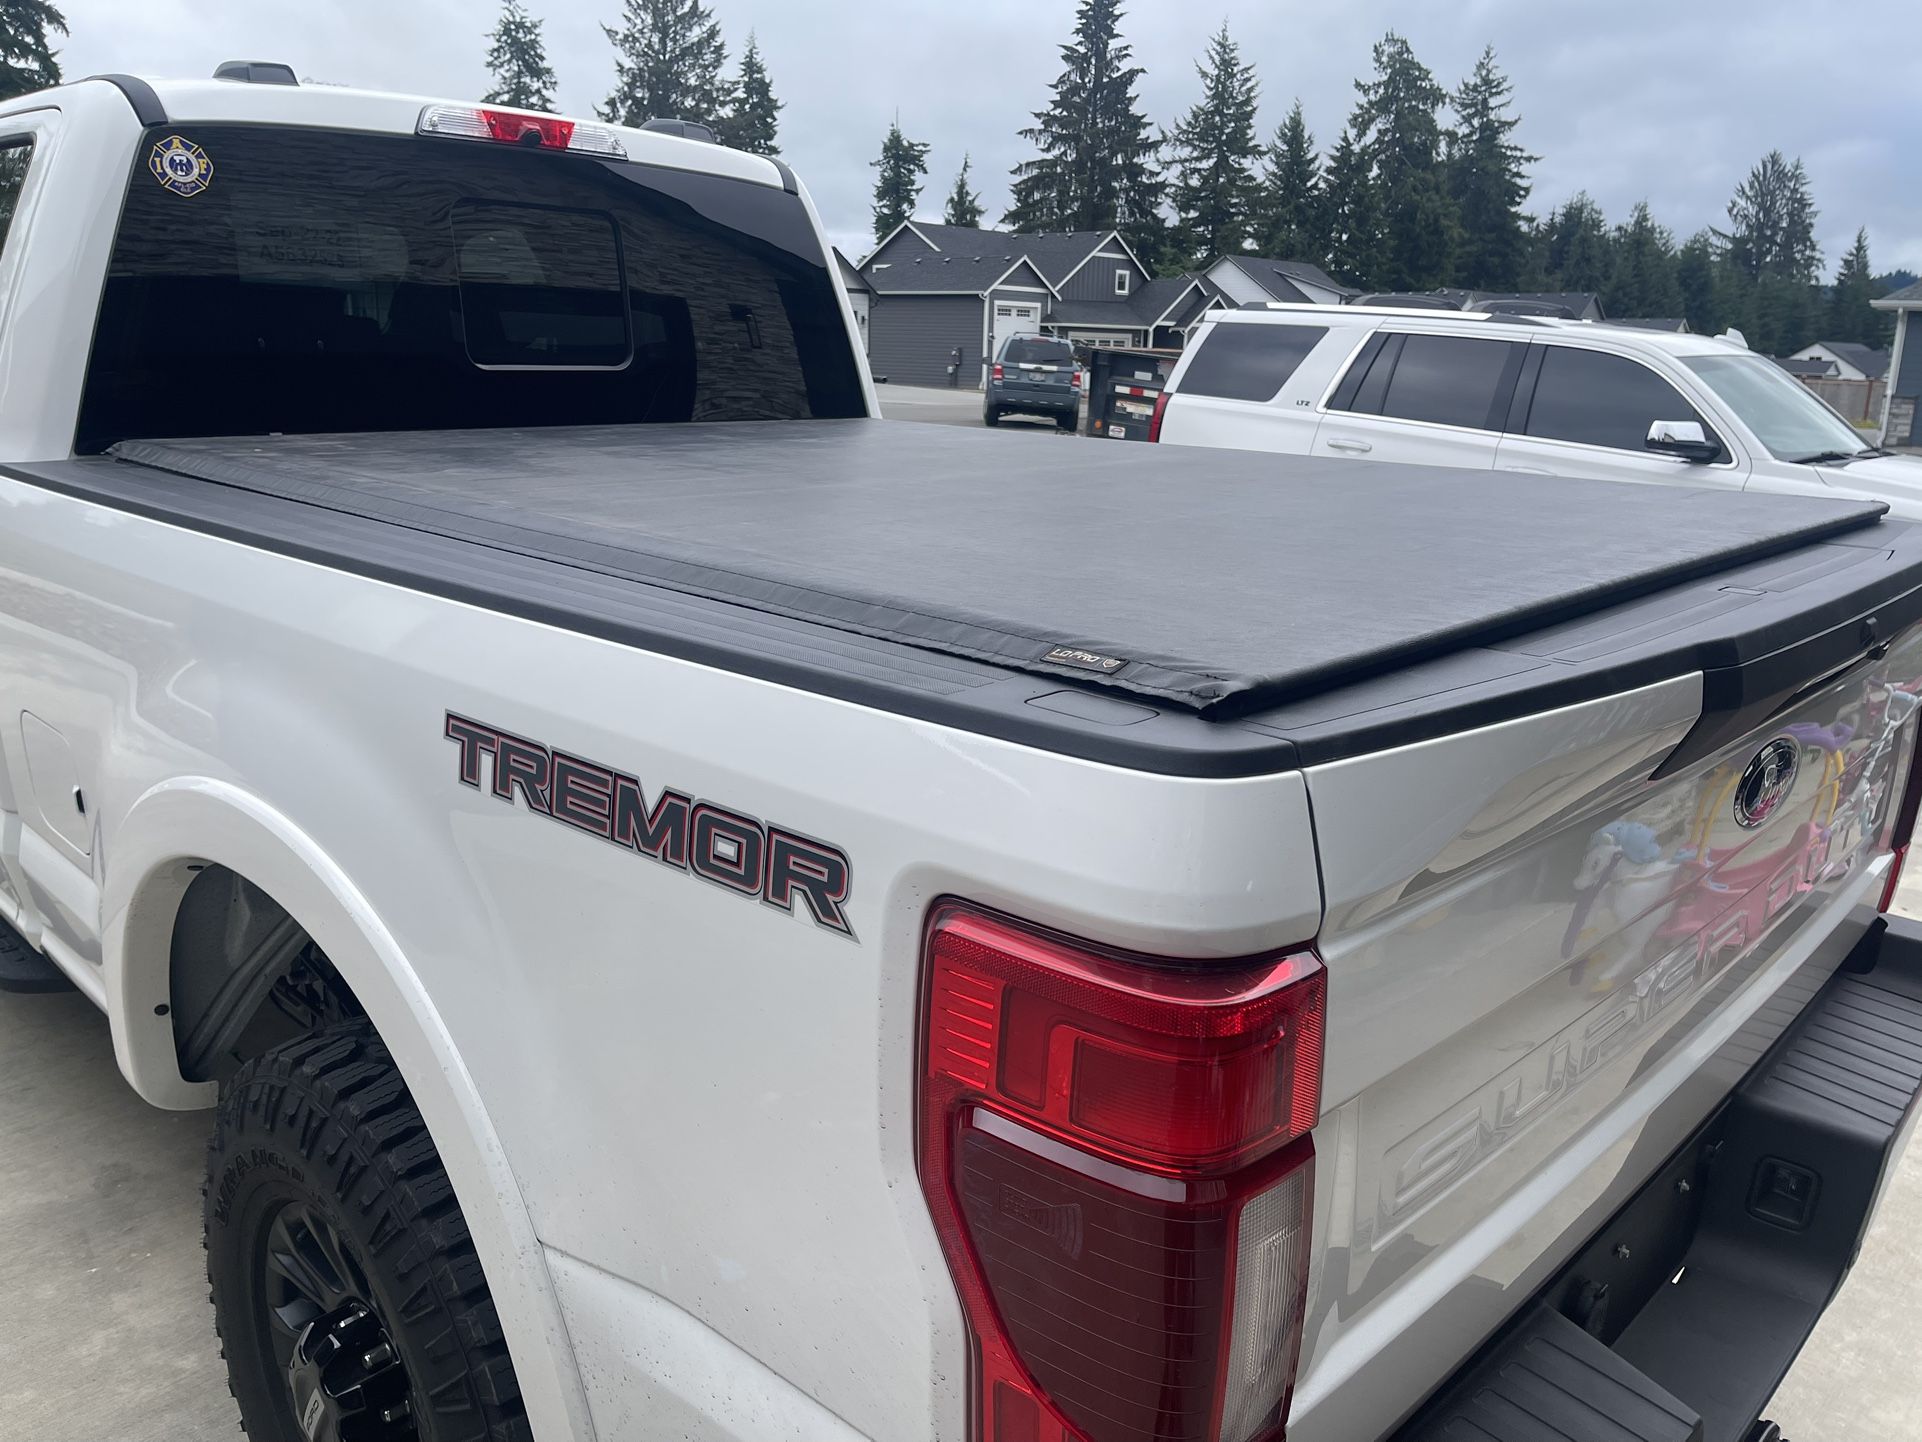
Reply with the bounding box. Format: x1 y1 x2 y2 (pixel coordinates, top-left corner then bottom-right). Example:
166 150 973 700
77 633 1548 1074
1774 356 1839 379
1789 341 1890 383
833 249 872 356
1201 254 1356 307
859 223 1229 388
1875 281 1922 446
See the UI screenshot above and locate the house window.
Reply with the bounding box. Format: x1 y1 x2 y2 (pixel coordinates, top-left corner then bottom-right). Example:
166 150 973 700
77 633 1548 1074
1114 269 1131 296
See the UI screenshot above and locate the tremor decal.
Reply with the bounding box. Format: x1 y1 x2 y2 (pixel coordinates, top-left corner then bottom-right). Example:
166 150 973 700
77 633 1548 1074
444 713 854 938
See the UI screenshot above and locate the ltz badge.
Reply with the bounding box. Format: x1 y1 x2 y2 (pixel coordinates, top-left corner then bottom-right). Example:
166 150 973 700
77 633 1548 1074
148 135 213 197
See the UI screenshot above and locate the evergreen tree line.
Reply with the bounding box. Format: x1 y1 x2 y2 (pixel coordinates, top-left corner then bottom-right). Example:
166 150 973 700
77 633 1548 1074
876 2 1898 353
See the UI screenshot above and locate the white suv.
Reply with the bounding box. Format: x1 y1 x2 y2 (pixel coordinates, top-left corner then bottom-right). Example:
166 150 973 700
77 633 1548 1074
1154 304 1922 512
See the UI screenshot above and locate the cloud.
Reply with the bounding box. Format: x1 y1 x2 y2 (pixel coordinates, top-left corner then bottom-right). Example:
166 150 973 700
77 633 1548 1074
56 0 1921 273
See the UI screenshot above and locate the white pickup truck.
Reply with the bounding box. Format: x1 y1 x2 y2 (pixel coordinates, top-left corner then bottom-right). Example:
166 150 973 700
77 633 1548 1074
3 70 1922 1442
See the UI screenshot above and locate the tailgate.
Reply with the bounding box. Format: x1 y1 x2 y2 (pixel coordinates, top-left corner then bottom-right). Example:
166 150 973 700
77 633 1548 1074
1287 598 1922 1438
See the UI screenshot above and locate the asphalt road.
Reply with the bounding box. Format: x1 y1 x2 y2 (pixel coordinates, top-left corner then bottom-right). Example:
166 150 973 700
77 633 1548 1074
875 381 1082 431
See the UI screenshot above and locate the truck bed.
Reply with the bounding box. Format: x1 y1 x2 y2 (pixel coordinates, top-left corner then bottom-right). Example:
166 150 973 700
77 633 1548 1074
11 419 1922 776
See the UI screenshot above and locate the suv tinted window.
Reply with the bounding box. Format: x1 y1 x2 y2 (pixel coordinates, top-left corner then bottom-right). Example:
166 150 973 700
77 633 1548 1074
1524 346 1713 453
0 139 32 250
1365 333 1520 429
1001 337 1073 366
78 125 865 452
1180 323 1326 402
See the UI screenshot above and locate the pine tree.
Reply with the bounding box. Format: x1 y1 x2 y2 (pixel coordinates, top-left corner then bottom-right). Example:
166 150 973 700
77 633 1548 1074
716 32 781 154
870 120 930 241
1445 46 1533 291
1605 202 1682 318
1721 150 1820 283
1829 229 1887 347
943 154 984 228
0 0 65 100
483 0 557 113
1319 121 1379 287
1675 230 1721 335
1354 32 1457 291
1166 23 1262 265
1256 100 1320 261
1540 193 1612 294
1004 0 1165 263
599 0 727 128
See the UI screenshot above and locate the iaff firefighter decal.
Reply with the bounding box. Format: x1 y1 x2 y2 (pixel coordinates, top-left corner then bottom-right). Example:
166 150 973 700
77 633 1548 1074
444 714 855 938
149 135 213 196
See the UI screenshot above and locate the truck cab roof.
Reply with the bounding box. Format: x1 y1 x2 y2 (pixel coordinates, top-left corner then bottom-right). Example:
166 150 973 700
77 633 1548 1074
2 72 792 192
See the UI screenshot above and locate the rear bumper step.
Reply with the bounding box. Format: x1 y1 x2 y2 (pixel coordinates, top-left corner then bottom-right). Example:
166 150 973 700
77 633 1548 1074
1397 910 1922 1442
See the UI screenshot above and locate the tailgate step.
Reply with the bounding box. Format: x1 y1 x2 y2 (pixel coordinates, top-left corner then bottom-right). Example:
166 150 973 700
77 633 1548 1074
1399 1303 1701 1442
0 914 70 992
1396 914 1922 1442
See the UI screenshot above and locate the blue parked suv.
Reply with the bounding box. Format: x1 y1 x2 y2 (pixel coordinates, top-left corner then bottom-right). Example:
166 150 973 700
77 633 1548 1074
985 333 1082 431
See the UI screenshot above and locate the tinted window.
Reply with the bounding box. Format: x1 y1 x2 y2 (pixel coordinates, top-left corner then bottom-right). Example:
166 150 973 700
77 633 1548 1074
452 202 628 367
0 139 32 249
1371 334 1520 428
1180 323 1327 402
1002 336 1073 365
1524 347 1712 453
78 125 864 452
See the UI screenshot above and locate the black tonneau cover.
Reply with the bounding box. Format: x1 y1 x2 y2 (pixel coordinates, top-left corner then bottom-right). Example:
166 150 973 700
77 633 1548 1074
97 422 1884 717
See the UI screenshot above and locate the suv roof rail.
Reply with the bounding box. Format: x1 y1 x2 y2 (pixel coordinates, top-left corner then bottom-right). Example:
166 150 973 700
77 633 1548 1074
213 61 299 86
1225 301 1531 323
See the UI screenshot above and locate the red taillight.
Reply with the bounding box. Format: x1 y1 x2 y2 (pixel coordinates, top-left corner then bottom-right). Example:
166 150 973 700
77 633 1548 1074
919 902 1325 1442
480 108 576 148
1148 391 1170 442
1881 730 1922 912
1073 370 1084 389
993 364 1005 381
415 104 627 157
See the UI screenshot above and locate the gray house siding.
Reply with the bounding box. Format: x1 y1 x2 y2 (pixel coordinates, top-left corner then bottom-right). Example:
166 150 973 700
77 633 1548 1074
1890 313 1922 445
1058 251 1147 303
868 294 984 388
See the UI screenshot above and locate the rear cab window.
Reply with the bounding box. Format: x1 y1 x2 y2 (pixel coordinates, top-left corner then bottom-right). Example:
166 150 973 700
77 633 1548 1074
1521 345 1722 456
77 125 866 452
1329 331 1523 430
1177 322 1328 402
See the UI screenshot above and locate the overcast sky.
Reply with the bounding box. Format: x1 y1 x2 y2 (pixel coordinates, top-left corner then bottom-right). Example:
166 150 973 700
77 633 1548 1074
58 0 1922 277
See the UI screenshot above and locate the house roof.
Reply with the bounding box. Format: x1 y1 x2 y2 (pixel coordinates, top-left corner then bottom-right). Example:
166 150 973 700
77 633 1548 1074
1214 254 1355 300
1044 274 1225 331
864 249 1025 294
860 225 1135 296
1774 356 1838 378
1047 299 1149 327
1874 279 1922 310
1816 341 1890 379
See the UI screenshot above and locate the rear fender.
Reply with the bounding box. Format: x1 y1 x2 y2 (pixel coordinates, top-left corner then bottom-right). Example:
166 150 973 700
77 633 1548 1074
102 774 596 1442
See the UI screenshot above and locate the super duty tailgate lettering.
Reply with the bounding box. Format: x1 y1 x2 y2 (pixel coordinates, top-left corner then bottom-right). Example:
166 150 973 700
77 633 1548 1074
444 713 854 937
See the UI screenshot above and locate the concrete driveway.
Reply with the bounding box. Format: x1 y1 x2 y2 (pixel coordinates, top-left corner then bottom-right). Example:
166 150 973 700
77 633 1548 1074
7 888 1922 1440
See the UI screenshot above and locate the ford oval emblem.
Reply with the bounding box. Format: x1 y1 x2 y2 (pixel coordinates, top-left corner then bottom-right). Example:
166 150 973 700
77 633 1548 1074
1734 737 1800 829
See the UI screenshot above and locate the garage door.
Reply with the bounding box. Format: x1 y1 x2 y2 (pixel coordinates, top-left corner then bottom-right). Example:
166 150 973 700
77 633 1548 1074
990 301 1042 380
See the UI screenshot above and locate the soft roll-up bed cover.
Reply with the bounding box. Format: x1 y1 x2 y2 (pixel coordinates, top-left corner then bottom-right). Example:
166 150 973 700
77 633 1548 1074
103 420 1887 715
